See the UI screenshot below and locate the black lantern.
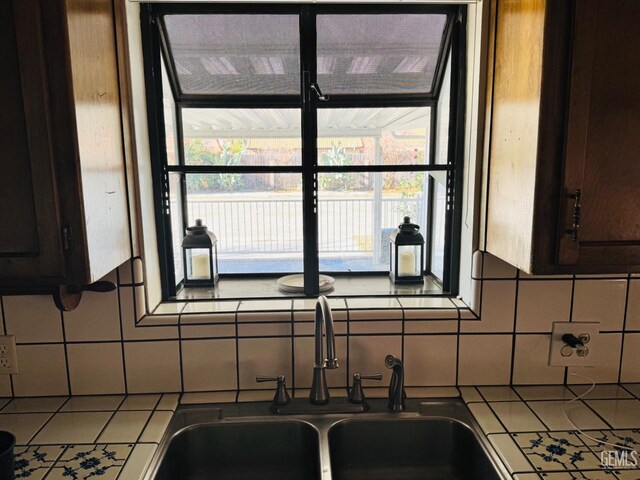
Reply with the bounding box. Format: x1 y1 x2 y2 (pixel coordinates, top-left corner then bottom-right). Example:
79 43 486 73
182 219 219 287
390 216 425 284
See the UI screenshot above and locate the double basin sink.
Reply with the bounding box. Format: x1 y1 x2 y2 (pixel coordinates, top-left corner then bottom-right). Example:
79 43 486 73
144 399 510 480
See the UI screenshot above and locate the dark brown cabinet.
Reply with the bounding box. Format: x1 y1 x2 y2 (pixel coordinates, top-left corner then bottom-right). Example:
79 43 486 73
485 0 640 274
0 0 131 289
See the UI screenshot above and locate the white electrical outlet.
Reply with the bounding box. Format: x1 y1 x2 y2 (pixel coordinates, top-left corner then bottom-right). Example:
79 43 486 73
549 322 600 367
0 336 19 374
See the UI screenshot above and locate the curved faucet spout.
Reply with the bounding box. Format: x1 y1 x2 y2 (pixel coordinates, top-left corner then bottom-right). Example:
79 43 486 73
315 295 338 369
310 296 339 405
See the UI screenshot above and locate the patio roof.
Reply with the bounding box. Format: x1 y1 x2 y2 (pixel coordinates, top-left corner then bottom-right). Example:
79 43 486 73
179 106 430 139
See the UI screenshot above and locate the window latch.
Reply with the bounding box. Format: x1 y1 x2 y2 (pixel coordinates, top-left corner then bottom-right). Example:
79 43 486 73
310 83 329 101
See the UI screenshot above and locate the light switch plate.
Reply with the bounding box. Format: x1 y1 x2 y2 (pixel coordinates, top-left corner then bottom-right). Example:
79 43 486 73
0 335 19 374
549 322 600 367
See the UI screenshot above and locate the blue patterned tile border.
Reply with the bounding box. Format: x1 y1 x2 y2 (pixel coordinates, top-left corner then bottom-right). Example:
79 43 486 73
14 446 66 480
578 430 640 457
520 471 618 479
44 444 133 480
533 471 617 479
577 430 640 476
512 432 603 472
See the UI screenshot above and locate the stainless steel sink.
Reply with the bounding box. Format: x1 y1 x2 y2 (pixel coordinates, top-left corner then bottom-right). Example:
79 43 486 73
143 399 510 480
328 417 502 480
151 420 321 480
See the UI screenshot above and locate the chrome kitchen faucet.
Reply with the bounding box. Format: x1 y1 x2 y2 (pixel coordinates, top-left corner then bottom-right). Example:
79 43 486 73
309 295 339 405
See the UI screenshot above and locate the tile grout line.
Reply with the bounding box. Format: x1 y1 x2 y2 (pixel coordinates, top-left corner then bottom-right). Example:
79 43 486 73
116 268 129 396
133 408 157 445
475 275 630 282
617 274 632 384
0 296 15 397
564 274 577 385
151 394 163 411
579 399 615 431
476 389 512 433
11 328 634 347
618 383 639 399
25 396 72 446
59 310 73 397
509 268 520 384
38 444 72 480
509 387 557 433
178 311 185 393
113 444 139 480
93 396 128 445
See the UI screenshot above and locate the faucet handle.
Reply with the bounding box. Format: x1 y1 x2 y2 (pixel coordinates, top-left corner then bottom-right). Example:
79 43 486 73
256 374 290 406
348 372 382 404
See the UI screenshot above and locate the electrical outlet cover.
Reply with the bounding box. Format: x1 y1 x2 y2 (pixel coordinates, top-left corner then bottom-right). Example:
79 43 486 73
0 335 19 374
549 322 600 367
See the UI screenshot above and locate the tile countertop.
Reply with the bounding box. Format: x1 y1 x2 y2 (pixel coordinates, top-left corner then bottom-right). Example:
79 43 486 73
2 384 640 480
461 384 640 480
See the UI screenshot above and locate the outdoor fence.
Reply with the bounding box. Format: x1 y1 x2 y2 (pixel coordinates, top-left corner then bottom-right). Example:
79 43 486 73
186 195 424 255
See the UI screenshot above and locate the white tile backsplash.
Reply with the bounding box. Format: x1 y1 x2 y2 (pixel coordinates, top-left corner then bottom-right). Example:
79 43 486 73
458 335 512 385
567 333 622 384
4 295 63 343
512 335 565 385
124 341 181 393
63 271 121 342
516 280 573 332
181 339 237 392
404 335 457 386
13 344 69 397
2 249 639 397
237 337 292 390
572 280 627 331
67 343 125 395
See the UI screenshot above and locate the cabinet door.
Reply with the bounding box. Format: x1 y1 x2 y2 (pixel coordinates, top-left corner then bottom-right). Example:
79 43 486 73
0 1 66 283
558 0 640 269
65 0 132 283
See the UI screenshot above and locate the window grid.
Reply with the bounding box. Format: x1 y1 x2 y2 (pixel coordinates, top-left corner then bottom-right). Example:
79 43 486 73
143 4 464 299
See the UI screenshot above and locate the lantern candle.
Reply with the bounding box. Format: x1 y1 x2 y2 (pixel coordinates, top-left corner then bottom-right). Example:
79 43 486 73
398 250 415 276
389 216 425 285
192 253 210 279
182 219 219 287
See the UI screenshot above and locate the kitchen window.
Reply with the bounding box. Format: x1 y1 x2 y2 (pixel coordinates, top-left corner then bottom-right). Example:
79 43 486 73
142 4 466 299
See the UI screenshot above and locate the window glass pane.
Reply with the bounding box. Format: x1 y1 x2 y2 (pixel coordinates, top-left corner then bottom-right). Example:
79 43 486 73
435 53 451 165
185 173 303 274
318 107 430 166
430 173 447 280
168 172 184 285
181 108 301 166
318 171 428 272
162 59 179 166
163 15 300 95
317 14 447 95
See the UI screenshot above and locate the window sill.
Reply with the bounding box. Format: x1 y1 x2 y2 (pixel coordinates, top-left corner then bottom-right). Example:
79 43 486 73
174 274 445 301
142 287 479 327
